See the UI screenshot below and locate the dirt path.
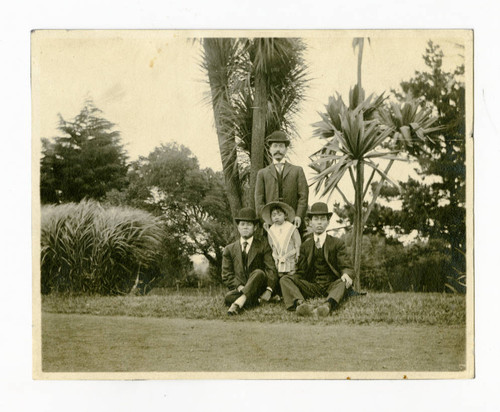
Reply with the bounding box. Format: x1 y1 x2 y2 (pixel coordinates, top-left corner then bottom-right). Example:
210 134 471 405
41 313 465 373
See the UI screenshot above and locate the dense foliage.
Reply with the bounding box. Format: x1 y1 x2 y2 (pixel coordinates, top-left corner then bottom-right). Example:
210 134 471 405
393 41 466 290
346 234 452 292
41 200 164 294
40 101 128 204
105 143 234 284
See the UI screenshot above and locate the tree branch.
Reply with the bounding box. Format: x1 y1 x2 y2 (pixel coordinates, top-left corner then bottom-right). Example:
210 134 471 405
336 186 353 209
363 160 394 225
362 165 378 201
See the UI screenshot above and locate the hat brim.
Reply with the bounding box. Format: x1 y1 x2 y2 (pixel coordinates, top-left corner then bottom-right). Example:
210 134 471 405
267 140 290 146
260 201 295 225
306 212 333 219
234 218 260 224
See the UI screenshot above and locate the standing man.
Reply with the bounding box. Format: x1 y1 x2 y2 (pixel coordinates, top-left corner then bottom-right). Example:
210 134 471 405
255 131 309 232
279 202 354 317
221 207 278 315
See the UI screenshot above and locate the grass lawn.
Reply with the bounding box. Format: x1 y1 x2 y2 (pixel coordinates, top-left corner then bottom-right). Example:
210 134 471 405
42 313 465 373
40 290 467 373
42 289 466 325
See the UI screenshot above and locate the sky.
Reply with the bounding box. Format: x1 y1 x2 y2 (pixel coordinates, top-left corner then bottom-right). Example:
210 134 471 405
33 30 469 216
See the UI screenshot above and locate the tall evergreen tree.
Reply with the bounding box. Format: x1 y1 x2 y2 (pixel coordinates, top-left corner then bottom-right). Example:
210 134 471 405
393 41 466 289
40 100 128 203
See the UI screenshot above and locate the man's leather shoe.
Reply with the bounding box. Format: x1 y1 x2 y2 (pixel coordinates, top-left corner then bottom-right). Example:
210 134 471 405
313 303 330 317
227 303 242 316
296 303 314 317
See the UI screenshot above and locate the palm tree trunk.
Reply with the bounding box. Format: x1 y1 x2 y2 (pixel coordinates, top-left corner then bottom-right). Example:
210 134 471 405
205 70 243 219
353 38 365 290
353 161 364 290
357 39 364 90
249 70 267 209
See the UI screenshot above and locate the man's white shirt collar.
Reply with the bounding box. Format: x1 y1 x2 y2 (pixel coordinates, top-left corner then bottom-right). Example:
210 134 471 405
314 232 327 248
240 236 254 252
273 160 286 166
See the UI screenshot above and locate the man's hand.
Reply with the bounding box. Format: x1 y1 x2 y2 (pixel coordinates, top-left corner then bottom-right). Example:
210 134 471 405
294 216 301 228
237 285 245 293
259 289 272 302
341 274 353 288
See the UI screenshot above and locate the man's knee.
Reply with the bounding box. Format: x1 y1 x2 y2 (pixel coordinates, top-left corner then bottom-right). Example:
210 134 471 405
249 269 267 288
280 273 295 286
251 269 266 280
279 274 295 290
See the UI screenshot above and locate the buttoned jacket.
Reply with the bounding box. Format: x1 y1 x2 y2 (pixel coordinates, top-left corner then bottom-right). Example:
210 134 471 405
295 234 354 281
221 237 278 290
254 162 309 221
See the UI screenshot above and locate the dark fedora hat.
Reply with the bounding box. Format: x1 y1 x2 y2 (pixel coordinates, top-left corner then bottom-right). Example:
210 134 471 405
266 130 290 146
307 202 333 218
234 207 260 224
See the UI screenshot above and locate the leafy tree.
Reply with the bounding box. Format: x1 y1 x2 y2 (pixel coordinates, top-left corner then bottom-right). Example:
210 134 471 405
392 41 466 286
333 200 401 237
41 100 128 204
201 38 308 215
110 143 234 281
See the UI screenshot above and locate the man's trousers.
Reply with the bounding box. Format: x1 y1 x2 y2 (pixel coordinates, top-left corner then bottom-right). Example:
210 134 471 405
279 274 346 310
224 269 267 307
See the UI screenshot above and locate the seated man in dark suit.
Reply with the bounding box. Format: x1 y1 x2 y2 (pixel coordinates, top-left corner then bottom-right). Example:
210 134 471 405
280 202 354 317
222 207 278 315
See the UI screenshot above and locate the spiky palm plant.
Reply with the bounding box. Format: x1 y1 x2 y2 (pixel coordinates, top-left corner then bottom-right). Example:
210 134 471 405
202 37 308 212
310 87 441 290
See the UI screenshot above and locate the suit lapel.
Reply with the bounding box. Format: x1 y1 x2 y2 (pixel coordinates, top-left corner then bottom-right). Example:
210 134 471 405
282 162 291 180
306 237 315 268
247 238 258 269
269 164 278 180
324 235 331 263
234 241 244 275
324 235 340 277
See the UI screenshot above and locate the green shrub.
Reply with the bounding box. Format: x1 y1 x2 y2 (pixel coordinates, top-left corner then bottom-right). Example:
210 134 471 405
358 235 452 292
41 200 164 294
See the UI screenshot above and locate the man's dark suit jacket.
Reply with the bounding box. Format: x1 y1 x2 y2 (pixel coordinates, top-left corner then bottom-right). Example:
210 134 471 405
295 234 354 282
221 237 278 290
255 162 308 221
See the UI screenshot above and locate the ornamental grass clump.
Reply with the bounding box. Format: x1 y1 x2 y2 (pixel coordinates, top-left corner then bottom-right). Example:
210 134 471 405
41 200 163 295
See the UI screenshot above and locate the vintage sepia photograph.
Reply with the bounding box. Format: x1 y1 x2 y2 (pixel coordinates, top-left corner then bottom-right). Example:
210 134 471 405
31 29 473 379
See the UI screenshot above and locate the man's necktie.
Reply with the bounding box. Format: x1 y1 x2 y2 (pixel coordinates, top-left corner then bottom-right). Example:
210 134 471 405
242 241 248 269
315 237 322 249
276 164 284 201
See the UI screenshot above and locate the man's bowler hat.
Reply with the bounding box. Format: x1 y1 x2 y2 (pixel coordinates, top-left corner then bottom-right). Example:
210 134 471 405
306 202 333 218
266 131 290 146
234 207 260 224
